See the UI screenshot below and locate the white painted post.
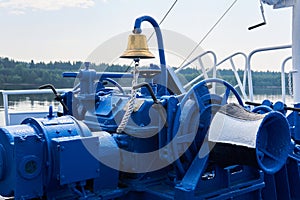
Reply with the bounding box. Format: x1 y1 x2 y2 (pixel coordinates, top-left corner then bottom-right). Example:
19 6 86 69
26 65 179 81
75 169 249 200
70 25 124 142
293 0 300 103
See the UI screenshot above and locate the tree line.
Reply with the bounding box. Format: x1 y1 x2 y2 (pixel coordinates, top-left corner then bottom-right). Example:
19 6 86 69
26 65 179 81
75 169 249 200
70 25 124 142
0 57 128 90
0 57 287 94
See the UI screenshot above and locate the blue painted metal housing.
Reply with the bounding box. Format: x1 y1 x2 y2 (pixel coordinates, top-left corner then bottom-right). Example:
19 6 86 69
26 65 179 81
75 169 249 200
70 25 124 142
0 115 119 199
0 15 300 200
0 75 296 199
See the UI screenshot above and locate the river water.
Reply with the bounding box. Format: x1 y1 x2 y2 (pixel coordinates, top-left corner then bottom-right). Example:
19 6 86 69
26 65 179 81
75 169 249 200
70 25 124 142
0 93 295 127
0 98 60 126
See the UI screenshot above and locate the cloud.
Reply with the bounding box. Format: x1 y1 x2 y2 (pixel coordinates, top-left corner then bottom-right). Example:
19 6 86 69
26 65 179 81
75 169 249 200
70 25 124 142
0 0 95 14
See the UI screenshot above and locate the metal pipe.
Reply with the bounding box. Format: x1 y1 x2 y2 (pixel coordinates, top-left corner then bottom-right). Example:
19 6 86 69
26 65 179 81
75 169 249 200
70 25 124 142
281 56 292 103
247 45 292 101
2 88 71 126
175 51 217 74
63 72 133 79
133 82 159 103
217 52 248 100
179 51 217 89
293 2 300 103
134 16 168 95
3 93 9 126
230 58 248 100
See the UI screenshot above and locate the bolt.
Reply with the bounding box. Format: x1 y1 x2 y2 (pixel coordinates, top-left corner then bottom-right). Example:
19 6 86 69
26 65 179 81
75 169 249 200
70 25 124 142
57 145 65 151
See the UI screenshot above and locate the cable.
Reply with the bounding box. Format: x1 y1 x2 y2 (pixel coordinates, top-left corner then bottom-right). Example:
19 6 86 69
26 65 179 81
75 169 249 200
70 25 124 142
160 0 178 25
148 0 178 41
178 0 238 68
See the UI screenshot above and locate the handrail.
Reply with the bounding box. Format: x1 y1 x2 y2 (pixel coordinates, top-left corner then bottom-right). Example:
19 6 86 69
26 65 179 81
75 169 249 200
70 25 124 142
281 56 292 103
2 88 71 126
2 88 70 95
176 51 248 100
216 52 248 100
176 51 217 89
174 51 217 74
247 44 292 101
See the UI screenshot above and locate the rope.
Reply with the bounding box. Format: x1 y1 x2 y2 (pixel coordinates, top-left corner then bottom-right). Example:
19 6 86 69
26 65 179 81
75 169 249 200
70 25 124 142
117 60 139 133
117 1 179 132
178 0 238 68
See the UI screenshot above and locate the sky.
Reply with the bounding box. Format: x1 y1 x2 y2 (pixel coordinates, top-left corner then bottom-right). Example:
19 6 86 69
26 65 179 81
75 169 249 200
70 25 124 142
0 0 294 71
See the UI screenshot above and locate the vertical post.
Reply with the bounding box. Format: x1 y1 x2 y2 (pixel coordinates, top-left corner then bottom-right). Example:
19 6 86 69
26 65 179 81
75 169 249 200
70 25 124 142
3 93 9 126
230 58 248 100
281 57 292 103
291 0 300 141
247 60 254 101
281 66 286 103
293 1 300 103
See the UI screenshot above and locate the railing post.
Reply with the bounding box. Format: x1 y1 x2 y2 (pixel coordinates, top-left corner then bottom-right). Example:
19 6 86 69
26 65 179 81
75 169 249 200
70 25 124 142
230 57 248 100
247 45 292 102
3 93 9 126
292 1 300 103
281 56 292 103
1 88 71 126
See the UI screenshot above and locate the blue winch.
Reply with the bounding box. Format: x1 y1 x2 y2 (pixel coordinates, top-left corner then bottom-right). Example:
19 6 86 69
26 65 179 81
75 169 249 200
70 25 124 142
0 113 119 199
0 14 299 200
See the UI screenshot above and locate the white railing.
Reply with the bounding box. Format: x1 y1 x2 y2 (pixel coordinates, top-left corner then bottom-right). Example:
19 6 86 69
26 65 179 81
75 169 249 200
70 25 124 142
0 46 293 126
174 46 293 104
247 44 292 101
216 52 248 100
175 51 217 90
175 51 248 100
2 88 71 126
281 56 293 103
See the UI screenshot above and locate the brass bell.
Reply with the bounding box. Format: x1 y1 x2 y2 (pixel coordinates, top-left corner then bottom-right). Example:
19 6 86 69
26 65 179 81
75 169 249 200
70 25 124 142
120 34 155 59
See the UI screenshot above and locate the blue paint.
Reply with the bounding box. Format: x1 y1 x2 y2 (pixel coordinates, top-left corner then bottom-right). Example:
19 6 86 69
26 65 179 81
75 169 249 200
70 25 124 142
0 15 300 200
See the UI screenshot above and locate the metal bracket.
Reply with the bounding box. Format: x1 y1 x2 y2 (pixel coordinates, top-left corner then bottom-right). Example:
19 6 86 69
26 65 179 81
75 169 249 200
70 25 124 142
273 0 295 8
